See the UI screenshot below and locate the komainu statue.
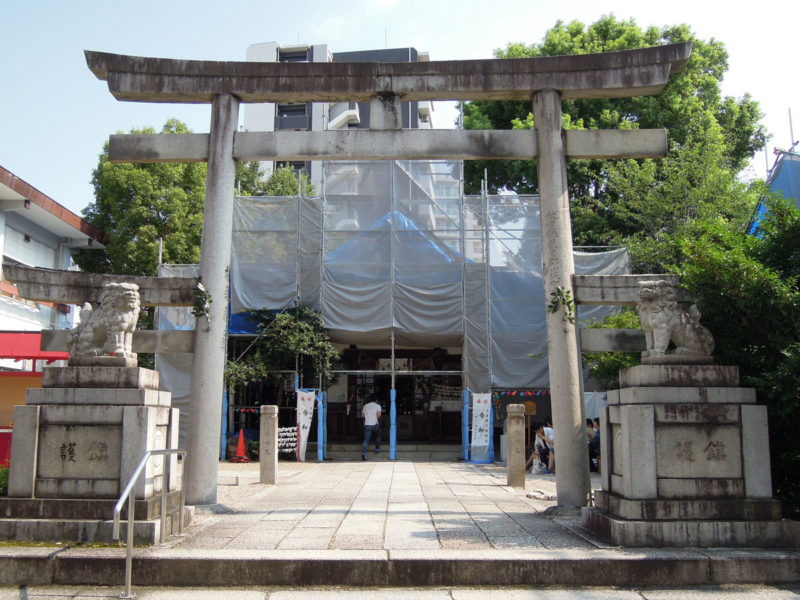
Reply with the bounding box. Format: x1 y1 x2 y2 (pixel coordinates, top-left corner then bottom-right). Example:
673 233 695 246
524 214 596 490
69 282 141 359
637 280 714 360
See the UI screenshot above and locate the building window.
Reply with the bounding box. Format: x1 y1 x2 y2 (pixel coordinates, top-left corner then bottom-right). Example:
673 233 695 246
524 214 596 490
279 50 310 63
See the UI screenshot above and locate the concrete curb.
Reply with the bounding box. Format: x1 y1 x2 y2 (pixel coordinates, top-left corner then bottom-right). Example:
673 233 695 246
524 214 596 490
1 548 798 587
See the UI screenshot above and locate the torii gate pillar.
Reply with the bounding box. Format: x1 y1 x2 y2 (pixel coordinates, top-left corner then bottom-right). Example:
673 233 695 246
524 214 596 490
185 93 240 505
535 90 590 507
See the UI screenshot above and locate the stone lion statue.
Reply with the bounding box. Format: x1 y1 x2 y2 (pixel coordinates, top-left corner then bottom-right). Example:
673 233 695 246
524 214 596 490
638 280 714 359
69 282 141 359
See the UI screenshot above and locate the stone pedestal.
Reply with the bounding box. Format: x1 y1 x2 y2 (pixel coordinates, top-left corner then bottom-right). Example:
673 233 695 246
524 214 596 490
582 364 800 547
1 365 185 543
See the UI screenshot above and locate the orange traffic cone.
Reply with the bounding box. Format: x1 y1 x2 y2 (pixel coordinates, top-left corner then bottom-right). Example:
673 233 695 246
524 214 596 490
230 429 250 463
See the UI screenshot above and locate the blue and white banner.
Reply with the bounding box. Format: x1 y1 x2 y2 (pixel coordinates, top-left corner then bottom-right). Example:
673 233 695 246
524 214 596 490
470 392 492 462
296 390 315 462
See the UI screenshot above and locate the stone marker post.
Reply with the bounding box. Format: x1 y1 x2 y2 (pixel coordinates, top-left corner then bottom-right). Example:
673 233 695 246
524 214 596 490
506 404 526 488
259 405 278 485
186 93 240 505
534 90 590 508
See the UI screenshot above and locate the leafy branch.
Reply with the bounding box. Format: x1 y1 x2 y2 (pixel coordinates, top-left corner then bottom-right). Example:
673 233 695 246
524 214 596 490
547 286 575 324
192 282 212 321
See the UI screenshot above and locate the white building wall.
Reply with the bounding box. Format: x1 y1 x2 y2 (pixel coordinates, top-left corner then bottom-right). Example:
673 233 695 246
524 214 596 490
244 42 278 180
1 210 71 339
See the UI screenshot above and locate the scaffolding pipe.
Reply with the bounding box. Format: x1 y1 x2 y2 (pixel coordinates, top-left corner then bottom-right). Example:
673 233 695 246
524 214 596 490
459 161 469 431
390 329 397 460
483 175 493 393
390 159 397 461
462 389 470 461
316 390 324 462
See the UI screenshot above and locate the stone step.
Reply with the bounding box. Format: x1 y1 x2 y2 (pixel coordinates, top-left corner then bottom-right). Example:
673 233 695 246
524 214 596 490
0 510 191 545
309 443 462 461
1 547 798 587
0 492 184 521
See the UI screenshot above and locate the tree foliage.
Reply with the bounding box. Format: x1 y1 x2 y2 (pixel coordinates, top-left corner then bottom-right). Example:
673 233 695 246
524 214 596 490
678 198 800 517
581 308 641 390
74 119 206 277
225 305 340 391
75 123 303 277
463 15 767 272
235 163 317 197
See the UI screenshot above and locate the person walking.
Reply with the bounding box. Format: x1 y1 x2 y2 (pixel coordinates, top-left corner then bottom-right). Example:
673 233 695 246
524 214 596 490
361 395 382 460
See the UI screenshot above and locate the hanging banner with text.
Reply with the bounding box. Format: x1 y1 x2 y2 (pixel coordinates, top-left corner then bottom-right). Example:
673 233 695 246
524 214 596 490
296 390 316 462
470 392 492 463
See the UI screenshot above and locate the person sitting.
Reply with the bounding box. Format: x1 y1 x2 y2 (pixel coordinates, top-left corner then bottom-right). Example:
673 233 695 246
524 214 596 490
525 421 554 474
525 421 548 473
588 418 601 473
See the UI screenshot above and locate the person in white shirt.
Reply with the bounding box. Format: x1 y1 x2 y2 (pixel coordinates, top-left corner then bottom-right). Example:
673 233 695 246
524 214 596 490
361 396 382 460
539 422 555 474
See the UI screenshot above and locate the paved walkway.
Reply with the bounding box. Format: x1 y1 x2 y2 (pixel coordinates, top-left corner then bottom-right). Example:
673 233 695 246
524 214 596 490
1 460 798 593
181 460 592 551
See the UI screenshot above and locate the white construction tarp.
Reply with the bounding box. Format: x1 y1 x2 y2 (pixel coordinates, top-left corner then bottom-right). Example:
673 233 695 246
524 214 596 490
227 161 630 390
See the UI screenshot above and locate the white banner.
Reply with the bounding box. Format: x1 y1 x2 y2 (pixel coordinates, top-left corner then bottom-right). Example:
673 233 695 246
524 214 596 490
296 390 316 462
470 392 492 462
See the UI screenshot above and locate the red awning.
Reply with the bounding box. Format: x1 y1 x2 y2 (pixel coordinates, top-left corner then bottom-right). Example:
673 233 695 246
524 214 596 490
0 332 69 362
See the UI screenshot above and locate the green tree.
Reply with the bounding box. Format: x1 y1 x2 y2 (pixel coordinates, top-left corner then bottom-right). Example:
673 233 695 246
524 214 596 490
678 199 800 516
235 161 318 196
464 15 767 272
75 127 303 278
225 306 339 393
235 161 270 196
74 119 207 276
263 164 316 197
581 308 641 389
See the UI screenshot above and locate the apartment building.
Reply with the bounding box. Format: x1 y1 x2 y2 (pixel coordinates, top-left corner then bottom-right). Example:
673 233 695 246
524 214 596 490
0 165 107 426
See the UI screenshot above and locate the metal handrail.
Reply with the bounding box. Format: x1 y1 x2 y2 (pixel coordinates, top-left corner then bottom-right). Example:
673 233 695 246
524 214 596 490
113 448 187 599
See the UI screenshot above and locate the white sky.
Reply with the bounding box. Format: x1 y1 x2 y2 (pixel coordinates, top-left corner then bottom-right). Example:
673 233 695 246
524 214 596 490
1 0 798 215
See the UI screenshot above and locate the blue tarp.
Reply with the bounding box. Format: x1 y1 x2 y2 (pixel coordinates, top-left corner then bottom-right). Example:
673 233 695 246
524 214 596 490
748 152 800 235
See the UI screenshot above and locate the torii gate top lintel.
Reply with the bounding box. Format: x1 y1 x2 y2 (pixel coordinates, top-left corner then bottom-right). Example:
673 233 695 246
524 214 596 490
84 41 692 104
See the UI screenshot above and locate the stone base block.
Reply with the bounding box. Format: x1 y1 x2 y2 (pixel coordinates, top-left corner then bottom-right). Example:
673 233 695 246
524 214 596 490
0 507 192 545
43 366 160 389
0 492 185 521
619 365 739 388
27 387 172 407
607 386 756 405
582 506 800 547
8 403 179 500
641 355 714 365
594 490 782 521
68 356 138 368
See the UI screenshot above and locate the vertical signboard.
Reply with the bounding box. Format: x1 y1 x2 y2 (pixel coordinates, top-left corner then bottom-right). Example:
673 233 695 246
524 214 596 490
471 392 492 463
296 390 316 462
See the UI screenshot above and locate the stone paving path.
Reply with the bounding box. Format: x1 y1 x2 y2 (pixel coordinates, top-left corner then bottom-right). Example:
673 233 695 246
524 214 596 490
176 461 598 551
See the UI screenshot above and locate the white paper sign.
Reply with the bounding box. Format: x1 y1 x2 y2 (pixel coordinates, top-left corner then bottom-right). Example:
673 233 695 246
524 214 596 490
471 392 492 462
296 390 316 462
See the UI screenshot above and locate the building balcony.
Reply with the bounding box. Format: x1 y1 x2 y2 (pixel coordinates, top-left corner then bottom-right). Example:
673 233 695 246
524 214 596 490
328 102 360 130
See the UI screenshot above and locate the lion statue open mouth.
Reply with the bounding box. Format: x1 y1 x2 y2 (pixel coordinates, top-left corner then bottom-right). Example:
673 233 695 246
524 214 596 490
638 280 714 360
68 282 141 360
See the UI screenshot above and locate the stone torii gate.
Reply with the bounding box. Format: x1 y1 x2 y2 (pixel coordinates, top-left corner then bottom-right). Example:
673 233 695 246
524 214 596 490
85 43 692 506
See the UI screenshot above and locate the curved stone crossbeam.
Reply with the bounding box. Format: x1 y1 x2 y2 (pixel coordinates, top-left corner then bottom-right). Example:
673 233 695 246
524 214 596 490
85 42 692 104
